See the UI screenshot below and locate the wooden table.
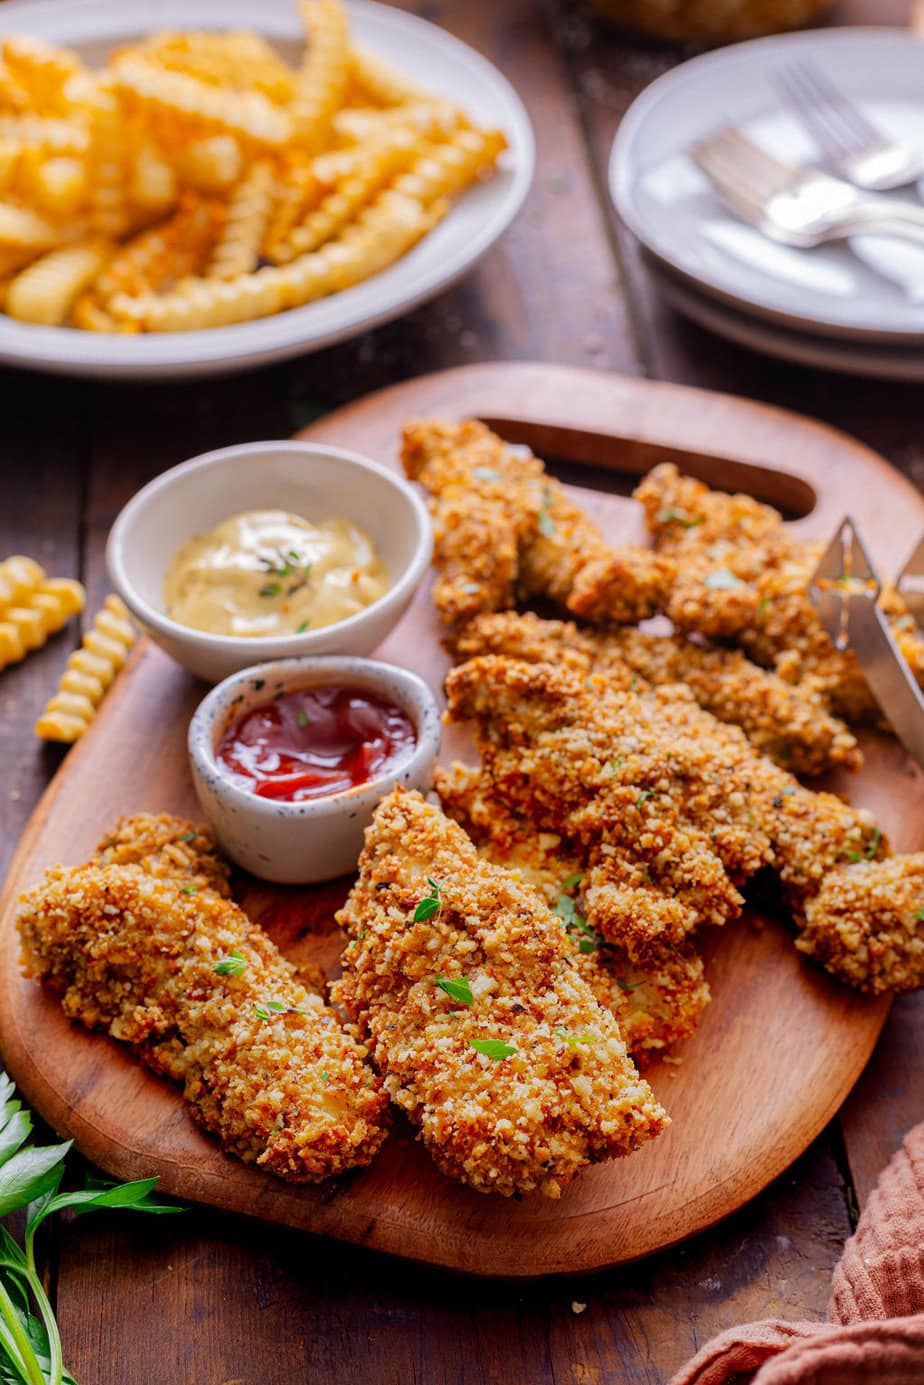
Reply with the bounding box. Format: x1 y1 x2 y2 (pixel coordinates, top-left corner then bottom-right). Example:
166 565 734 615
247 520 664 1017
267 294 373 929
1 1 921 1381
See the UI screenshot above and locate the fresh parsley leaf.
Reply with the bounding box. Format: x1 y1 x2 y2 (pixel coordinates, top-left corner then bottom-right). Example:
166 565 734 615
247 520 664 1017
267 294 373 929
436 975 474 1007
560 872 583 893
846 850 862 864
178 831 196 843
253 1005 272 1022
181 885 198 896
214 951 247 977
296 619 310 632
413 877 442 923
578 938 597 954
259 581 282 598
554 895 599 953
635 790 654 808
705 569 743 590
320 1072 329 1086
757 597 771 613
470 1038 517 1061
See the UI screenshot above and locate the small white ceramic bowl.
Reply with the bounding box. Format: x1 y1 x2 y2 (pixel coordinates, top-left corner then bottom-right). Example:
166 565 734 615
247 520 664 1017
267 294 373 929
106 440 432 684
188 655 442 884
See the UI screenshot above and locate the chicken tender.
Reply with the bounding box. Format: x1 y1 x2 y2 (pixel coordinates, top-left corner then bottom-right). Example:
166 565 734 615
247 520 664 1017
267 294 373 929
401 418 671 634
637 463 924 724
455 611 860 774
94 811 232 896
444 657 882 969
798 857 924 994
436 761 711 1060
333 788 667 1198
17 861 389 1182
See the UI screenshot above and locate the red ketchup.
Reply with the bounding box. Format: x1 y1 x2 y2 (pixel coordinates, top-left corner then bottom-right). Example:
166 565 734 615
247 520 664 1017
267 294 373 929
216 686 416 802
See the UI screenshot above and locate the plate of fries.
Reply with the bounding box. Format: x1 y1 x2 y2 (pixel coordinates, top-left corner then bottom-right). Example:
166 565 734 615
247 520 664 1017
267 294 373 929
0 0 533 378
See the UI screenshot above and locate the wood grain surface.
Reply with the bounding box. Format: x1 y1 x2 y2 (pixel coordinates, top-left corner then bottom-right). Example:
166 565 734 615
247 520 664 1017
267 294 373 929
0 1 921 1381
1 363 921 1278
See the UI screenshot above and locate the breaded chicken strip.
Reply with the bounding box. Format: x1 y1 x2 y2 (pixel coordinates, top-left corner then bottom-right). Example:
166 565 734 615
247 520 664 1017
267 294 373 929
436 761 711 1060
455 611 860 775
17 862 389 1181
637 463 924 724
401 419 671 633
333 788 667 1198
444 658 882 967
95 812 232 896
798 857 924 993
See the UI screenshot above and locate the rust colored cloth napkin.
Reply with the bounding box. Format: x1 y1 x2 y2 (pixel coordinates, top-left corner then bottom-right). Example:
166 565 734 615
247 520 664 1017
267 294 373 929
671 1123 924 1385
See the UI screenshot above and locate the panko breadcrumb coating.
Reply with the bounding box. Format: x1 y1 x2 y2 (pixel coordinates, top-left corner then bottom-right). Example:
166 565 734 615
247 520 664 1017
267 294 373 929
444 656 887 982
798 857 924 994
94 811 232 896
17 857 389 1181
455 611 860 775
333 788 668 1198
436 761 711 1060
636 463 924 724
400 419 671 634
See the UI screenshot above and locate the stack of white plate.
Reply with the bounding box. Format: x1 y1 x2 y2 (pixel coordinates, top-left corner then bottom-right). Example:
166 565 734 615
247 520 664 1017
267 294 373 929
609 28 924 380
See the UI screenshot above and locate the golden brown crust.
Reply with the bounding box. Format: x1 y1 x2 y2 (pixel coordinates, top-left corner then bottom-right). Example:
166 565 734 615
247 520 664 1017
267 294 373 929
333 788 668 1197
454 611 861 775
436 762 711 1060
798 858 924 993
94 811 232 896
17 855 389 1182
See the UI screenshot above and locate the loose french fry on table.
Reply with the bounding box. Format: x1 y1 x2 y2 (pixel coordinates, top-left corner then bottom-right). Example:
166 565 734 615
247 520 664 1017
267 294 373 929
0 0 506 332
0 574 85 672
35 594 134 743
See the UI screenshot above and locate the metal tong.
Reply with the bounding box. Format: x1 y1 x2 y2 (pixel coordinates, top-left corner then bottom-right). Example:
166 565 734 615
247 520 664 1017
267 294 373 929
810 517 924 767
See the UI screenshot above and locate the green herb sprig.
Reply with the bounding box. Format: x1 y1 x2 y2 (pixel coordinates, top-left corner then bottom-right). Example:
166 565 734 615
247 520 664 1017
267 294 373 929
435 975 473 1007
0 1071 179 1385
413 878 442 924
470 1038 517 1061
213 951 247 977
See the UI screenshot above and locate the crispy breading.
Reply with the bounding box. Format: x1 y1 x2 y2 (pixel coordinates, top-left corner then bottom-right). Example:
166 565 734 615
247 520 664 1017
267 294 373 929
444 657 881 961
455 611 860 775
798 857 924 994
94 811 232 896
17 860 389 1181
400 418 671 633
436 761 711 1060
333 788 668 1198
636 463 924 723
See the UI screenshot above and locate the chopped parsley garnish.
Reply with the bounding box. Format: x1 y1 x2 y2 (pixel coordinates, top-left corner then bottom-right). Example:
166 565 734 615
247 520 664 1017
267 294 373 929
656 507 701 527
757 597 771 613
560 871 583 892
916 907 924 922
413 877 442 923
320 1072 329 1086
472 467 503 482
436 974 474 1007
610 756 624 774
554 894 599 954
865 828 881 859
705 569 743 590
296 619 310 633
538 484 556 538
635 789 654 808
470 1038 517 1061
181 885 198 895
253 999 307 1022
846 850 862 864
553 1026 595 1046
178 831 196 843
259 581 282 598
214 950 247 976
616 977 644 993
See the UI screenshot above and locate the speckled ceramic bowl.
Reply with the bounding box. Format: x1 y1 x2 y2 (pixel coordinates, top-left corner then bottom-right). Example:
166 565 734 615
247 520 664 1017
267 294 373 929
188 655 442 884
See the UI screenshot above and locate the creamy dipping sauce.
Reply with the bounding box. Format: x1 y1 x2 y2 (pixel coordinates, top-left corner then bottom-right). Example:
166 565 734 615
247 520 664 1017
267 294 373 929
163 510 388 638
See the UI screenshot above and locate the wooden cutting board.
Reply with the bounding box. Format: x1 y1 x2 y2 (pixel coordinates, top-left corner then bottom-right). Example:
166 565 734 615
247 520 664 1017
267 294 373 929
1 363 922 1278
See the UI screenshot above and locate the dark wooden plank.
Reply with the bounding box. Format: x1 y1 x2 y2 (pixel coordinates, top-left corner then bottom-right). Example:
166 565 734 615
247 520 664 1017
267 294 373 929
57 1133 849 1385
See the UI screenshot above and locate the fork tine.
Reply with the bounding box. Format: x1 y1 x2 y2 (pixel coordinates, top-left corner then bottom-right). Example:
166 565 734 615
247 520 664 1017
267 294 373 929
778 63 854 162
784 59 882 160
796 60 881 148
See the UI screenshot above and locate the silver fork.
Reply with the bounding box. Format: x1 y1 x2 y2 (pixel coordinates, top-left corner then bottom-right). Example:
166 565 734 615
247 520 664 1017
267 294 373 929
693 127 924 249
778 60 924 192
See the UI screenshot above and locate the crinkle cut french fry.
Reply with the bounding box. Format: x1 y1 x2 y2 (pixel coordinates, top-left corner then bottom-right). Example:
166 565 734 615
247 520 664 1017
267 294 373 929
0 576 85 672
140 31 296 105
6 239 111 326
2 36 84 112
393 127 507 206
86 85 129 238
0 555 44 611
130 141 177 213
207 158 274 279
35 594 133 743
111 188 442 330
272 130 418 262
112 54 293 150
25 154 87 218
348 45 431 108
261 153 327 262
331 100 465 147
0 115 90 156
291 0 351 147
91 194 223 313
172 135 242 193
